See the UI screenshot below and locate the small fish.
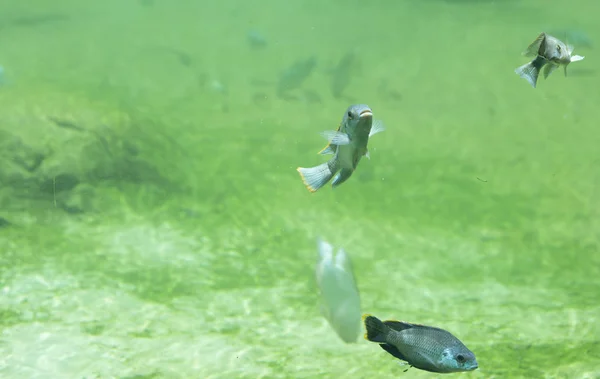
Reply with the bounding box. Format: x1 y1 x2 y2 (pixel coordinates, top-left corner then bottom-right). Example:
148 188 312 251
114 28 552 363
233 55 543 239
363 314 478 373
315 239 361 343
515 32 585 88
276 56 317 99
296 104 384 192
247 30 267 49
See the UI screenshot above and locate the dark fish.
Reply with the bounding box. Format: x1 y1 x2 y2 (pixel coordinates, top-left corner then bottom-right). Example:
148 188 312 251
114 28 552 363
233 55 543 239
363 314 478 373
276 56 317 99
47 117 86 132
330 51 357 99
515 32 585 88
296 104 384 192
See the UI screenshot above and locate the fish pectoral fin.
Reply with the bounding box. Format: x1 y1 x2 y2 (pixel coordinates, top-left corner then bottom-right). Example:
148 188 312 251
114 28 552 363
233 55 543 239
379 343 408 362
369 120 385 137
543 63 558 79
570 55 585 62
320 130 351 145
364 149 370 159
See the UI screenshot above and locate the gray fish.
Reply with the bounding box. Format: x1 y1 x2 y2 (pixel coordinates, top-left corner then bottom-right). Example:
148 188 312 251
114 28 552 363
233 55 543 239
363 314 478 373
296 104 384 192
276 56 317 99
515 32 585 88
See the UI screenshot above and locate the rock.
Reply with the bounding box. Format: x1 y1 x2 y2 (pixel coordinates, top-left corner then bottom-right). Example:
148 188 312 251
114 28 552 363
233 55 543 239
0 85 167 214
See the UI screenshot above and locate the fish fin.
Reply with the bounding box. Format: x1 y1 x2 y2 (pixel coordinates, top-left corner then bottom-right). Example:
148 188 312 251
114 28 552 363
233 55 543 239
369 120 385 137
383 320 414 332
320 130 351 145
334 248 358 289
318 143 336 155
523 32 546 56
363 314 389 343
380 343 409 362
515 60 542 88
317 238 334 261
331 168 353 188
570 55 584 63
543 63 558 79
364 149 370 160
564 64 568 77
297 161 337 192
334 248 352 273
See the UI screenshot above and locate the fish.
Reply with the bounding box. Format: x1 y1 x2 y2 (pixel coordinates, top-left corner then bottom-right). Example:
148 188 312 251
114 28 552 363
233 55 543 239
315 239 361 343
247 30 267 49
363 314 478 373
330 51 358 99
276 56 317 99
515 32 585 88
296 104 384 192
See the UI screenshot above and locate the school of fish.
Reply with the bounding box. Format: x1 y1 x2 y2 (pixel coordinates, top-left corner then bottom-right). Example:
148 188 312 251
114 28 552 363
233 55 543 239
304 30 588 374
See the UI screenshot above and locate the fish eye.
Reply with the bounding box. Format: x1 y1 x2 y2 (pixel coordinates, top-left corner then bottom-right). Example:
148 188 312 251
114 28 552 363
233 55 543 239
456 354 466 363
347 111 354 119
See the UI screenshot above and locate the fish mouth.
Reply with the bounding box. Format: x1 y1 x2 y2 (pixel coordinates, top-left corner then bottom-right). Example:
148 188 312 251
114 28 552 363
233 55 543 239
359 109 373 118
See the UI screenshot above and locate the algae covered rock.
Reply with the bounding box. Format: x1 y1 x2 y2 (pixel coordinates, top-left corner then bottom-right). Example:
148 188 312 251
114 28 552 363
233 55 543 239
0 86 162 215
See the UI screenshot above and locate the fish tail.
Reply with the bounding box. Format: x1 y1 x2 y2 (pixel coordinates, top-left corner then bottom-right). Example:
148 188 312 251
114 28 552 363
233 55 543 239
296 159 338 193
362 314 390 343
515 56 546 88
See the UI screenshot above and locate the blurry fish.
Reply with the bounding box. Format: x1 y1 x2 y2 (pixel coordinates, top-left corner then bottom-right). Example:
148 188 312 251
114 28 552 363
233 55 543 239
247 30 267 49
315 239 361 343
515 32 585 88
548 28 593 48
296 104 384 192
330 51 358 99
276 56 317 99
363 314 478 373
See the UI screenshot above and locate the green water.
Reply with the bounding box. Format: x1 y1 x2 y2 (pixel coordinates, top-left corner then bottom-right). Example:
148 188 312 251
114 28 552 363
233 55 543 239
0 0 598 378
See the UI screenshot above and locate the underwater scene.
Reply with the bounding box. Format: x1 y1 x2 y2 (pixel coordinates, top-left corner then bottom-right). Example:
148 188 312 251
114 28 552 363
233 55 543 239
0 0 598 378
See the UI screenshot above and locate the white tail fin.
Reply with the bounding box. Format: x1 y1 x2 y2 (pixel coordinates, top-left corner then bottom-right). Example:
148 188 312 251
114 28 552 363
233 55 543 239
297 161 337 192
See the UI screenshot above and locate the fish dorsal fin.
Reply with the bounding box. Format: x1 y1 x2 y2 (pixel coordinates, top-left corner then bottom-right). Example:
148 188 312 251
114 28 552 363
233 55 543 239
383 320 414 332
524 32 546 56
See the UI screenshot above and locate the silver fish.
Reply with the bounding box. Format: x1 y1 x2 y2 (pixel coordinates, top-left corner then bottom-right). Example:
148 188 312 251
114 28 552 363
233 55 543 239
296 104 384 192
515 32 585 88
363 314 478 373
315 239 361 343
